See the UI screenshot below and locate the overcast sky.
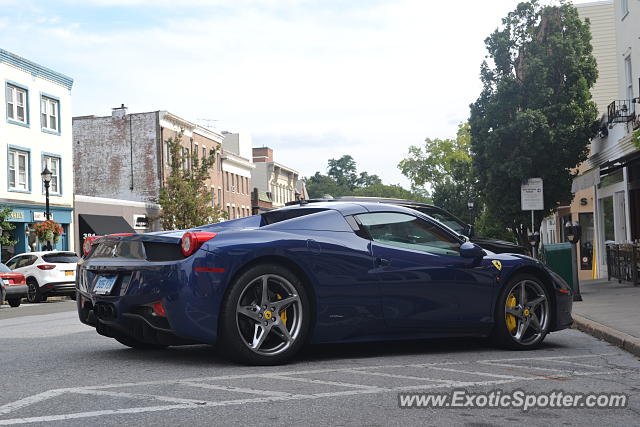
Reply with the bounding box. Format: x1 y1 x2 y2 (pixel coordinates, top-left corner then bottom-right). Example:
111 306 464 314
0 0 595 188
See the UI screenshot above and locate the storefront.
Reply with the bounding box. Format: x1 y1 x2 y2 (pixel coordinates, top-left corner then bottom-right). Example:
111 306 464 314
1 204 73 262
74 195 160 250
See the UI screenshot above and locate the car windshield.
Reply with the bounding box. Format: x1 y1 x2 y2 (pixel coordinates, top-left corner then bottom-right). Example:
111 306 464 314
410 207 467 234
0 263 12 273
42 253 80 263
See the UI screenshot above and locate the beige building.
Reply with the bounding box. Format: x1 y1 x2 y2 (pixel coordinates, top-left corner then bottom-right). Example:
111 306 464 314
251 147 299 209
548 0 619 280
553 0 640 279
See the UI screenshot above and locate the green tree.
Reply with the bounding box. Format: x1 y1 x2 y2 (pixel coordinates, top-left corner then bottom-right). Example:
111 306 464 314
306 171 351 198
158 132 226 230
327 155 359 190
398 123 480 223
469 0 599 246
352 183 431 202
0 207 16 246
356 171 382 188
306 155 426 202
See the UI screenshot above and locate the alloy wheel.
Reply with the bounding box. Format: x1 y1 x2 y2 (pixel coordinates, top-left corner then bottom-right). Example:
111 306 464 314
27 282 38 303
235 274 302 356
504 280 549 345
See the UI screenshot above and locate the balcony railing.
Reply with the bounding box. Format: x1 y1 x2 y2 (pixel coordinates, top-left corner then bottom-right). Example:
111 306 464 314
607 100 636 124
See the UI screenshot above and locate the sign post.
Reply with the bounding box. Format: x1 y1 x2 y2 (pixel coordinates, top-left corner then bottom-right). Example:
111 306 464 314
521 178 544 258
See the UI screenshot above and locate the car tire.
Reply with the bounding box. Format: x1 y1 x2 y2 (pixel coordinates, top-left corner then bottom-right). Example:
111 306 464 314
70 293 77 301
27 279 42 303
491 274 551 350
114 335 167 350
0 287 5 307
8 298 21 308
218 263 311 366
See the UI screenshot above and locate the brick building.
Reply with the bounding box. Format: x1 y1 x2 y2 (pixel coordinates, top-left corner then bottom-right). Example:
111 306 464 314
73 107 225 248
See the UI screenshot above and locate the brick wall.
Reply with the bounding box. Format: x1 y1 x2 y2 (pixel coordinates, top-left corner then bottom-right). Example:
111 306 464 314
73 111 160 203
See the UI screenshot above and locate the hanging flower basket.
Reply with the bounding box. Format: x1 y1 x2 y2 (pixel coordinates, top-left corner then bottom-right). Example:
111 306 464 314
33 219 64 245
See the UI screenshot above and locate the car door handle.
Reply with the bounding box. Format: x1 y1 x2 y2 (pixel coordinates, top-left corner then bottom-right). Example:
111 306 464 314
375 257 391 267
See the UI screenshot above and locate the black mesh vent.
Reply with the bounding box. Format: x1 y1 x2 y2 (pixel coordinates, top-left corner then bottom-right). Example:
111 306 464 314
143 242 185 262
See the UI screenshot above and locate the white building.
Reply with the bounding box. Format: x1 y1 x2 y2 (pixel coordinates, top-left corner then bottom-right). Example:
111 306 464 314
542 0 619 280
576 0 640 277
251 147 300 209
0 49 74 261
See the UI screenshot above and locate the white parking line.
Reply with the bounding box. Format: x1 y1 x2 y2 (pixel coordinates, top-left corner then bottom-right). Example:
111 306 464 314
179 381 295 398
0 352 627 425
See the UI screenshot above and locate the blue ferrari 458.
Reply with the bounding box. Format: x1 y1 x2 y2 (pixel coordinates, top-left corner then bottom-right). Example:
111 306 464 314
76 202 573 365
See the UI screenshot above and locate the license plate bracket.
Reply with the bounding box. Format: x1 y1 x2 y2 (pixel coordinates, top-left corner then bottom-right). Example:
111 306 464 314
93 276 117 295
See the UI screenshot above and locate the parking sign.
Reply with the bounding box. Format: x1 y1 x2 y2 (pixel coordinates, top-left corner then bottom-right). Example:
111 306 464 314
521 178 544 211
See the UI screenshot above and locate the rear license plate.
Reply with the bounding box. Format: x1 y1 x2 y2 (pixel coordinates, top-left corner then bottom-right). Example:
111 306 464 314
94 276 117 295
65 270 74 276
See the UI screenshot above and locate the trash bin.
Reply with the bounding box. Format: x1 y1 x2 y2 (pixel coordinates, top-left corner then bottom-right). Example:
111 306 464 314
542 243 574 291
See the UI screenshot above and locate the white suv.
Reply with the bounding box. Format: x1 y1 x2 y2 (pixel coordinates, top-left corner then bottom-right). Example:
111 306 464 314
6 251 79 303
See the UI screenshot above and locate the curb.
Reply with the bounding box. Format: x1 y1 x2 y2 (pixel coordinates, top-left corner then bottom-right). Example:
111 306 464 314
573 314 640 358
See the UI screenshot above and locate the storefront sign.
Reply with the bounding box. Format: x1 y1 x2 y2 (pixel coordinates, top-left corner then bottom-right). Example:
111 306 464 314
521 178 544 211
33 212 46 222
8 211 24 220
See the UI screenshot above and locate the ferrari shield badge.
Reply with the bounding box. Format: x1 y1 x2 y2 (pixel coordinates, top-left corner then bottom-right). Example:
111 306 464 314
492 260 502 271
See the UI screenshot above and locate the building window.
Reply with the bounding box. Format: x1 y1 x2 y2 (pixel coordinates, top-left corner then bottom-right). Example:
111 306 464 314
226 172 229 191
8 149 29 191
43 155 60 194
6 84 27 124
231 174 235 192
194 143 199 159
218 189 222 207
182 148 189 170
202 146 206 159
40 96 59 132
624 55 633 100
211 188 215 207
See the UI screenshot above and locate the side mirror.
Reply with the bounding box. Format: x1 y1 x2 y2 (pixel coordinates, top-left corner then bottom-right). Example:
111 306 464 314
460 241 486 259
466 224 474 237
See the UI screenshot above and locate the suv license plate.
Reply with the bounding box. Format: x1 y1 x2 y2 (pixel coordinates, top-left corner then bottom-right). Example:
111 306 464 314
94 276 117 295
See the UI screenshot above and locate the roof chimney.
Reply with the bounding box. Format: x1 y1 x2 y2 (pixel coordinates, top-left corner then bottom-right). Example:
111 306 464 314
112 104 127 119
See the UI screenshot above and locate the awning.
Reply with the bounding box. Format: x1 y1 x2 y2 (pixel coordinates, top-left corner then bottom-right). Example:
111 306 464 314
571 168 600 193
78 214 135 236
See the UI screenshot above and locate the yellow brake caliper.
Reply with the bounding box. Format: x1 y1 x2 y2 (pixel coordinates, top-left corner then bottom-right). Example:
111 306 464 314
506 294 517 333
276 294 287 324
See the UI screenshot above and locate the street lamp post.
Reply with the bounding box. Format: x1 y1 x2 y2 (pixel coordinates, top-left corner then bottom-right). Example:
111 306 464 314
41 167 52 251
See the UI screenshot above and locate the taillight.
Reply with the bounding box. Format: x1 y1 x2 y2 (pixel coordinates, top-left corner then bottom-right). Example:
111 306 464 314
83 236 102 257
181 232 217 257
37 264 56 270
151 301 166 316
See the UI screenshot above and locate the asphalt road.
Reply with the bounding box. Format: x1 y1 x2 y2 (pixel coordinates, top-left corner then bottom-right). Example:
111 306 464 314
1 302 639 426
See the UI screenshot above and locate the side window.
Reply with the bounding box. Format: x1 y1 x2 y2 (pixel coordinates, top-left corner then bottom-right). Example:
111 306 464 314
6 257 21 269
21 255 37 267
356 212 461 256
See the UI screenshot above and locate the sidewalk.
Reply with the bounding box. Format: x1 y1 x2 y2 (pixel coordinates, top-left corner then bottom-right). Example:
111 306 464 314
572 278 640 357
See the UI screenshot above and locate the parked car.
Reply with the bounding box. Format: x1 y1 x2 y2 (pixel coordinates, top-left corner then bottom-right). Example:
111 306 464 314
6 251 80 303
289 197 528 255
77 202 572 365
0 263 27 307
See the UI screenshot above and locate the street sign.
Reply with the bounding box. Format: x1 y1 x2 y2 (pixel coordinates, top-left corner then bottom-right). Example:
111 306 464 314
521 178 544 211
